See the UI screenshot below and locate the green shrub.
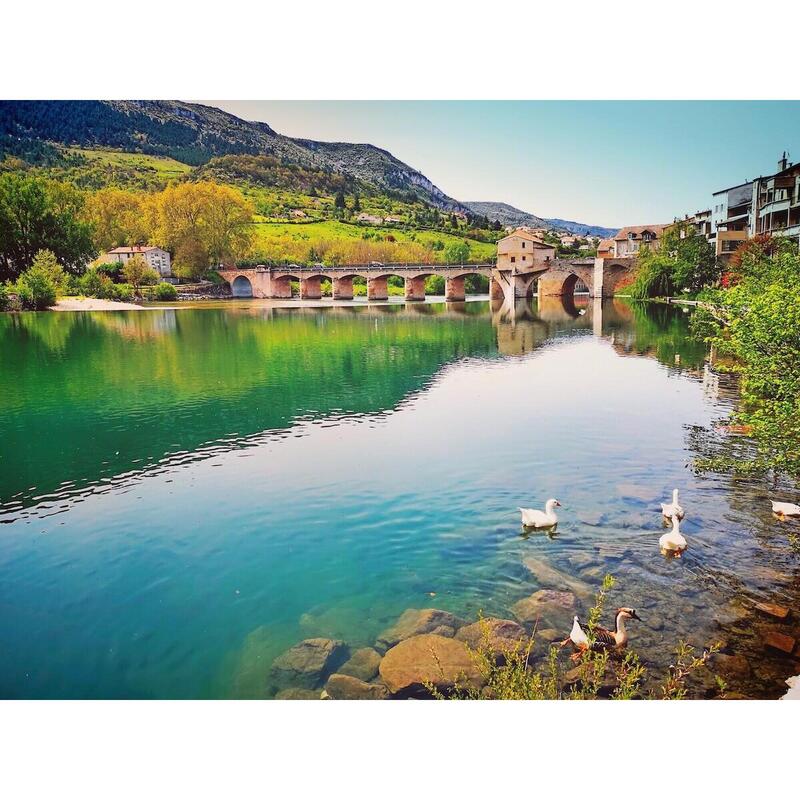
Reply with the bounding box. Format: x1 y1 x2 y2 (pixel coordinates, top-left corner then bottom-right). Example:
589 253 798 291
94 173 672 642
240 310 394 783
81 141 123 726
95 262 123 282
113 283 134 301
154 282 178 301
15 250 67 310
0 283 8 311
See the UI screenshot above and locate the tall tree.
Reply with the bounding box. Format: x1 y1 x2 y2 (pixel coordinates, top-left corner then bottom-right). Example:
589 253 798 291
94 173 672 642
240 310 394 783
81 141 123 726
84 188 148 251
0 173 95 280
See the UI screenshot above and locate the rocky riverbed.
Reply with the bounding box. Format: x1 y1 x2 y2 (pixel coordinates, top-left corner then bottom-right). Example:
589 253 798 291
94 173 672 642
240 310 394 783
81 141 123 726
233 548 800 700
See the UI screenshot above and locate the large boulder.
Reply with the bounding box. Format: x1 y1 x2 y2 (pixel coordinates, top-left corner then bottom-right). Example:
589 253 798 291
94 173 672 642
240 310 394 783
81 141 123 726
455 618 530 663
379 634 485 697
338 647 382 682
376 609 466 652
325 673 389 700
270 638 347 690
512 589 576 630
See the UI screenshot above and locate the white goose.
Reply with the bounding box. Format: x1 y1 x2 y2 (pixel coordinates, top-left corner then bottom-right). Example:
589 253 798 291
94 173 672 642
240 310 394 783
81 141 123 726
659 514 687 556
771 500 800 518
519 498 561 528
660 488 685 521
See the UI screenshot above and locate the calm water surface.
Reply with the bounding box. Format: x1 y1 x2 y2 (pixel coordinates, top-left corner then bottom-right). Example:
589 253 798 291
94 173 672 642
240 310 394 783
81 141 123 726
1 296 798 698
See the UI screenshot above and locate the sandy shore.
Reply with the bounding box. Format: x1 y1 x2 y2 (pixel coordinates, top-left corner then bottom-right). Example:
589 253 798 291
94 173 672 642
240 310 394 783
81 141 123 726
52 297 144 311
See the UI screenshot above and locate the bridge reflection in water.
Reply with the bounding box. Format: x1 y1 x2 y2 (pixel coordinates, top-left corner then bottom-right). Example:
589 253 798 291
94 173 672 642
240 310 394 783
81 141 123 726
490 295 634 356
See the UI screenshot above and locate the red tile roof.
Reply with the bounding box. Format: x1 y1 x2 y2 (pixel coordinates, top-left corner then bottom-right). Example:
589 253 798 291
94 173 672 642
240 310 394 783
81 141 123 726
613 224 669 241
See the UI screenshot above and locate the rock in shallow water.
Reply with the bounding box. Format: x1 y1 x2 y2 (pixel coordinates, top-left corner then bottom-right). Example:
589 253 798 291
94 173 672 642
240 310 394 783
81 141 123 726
455 618 530 663
270 638 348 689
379 634 485 697
512 590 576 630
325 673 389 700
275 687 321 700
338 647 382 682
376 608 466 652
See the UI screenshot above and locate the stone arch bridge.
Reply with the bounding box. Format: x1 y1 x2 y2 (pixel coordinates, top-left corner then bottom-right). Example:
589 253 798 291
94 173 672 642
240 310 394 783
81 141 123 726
216 257 635 303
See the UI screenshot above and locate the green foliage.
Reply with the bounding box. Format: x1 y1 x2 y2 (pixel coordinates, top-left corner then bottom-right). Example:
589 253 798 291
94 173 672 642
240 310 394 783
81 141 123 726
691 237 800 478
0 173 96 280
154 282 178 301
0 282 9 311
444 240 470 264
15 249 67 309
629 222 718 299
122 255 159 295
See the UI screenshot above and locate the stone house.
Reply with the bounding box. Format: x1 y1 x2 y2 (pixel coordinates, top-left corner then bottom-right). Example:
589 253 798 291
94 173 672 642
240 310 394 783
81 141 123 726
496 228 556 271
611 224 668 257
105 246 172 277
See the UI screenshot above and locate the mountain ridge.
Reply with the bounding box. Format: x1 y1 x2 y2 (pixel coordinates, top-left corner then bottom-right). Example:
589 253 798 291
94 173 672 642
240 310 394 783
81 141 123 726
462 200 617 238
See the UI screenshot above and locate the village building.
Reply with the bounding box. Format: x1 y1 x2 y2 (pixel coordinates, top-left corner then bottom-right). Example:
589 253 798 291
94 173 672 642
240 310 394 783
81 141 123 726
384 216 403 224
596 238 615 258
559 235 579 247
290 209 307 218
611 224 668 257
356 213 383 225
710 181 752 259
495 228 556 271
751 153 800 244
105 246 172 278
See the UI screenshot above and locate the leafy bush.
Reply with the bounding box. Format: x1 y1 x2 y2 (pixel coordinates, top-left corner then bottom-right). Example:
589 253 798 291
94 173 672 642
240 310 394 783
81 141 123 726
112 283 134 301
95 262 123 282
14 249 67 310
0 283 8 311
629 222 718 299
154 282 177 301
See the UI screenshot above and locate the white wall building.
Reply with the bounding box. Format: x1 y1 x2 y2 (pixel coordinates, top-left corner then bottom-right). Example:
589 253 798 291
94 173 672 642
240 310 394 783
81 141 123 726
105 246 172 278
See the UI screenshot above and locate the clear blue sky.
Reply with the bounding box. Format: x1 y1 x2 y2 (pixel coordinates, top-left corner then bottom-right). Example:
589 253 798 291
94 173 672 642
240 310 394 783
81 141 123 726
208 101 800 229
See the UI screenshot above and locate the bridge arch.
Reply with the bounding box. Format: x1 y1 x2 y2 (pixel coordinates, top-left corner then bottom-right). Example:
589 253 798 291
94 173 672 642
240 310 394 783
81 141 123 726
231 274 254 297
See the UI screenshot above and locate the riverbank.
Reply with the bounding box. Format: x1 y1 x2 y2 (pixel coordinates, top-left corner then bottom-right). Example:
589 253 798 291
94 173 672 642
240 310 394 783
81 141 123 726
51 297 144 311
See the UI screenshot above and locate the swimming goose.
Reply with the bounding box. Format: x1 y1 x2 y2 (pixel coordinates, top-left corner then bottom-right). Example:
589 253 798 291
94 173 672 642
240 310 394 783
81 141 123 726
660 488 685 521
561 608 641 660
771 500 800 518
659 514 687 556
519 499 561 528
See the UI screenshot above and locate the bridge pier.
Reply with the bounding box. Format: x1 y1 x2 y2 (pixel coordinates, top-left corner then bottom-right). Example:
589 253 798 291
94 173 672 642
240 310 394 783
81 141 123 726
489 277 504 301
300 275 322 300
445 276 465 302
271 275 293 298
332 276 353 300
405 275 426 301
367 276 388 301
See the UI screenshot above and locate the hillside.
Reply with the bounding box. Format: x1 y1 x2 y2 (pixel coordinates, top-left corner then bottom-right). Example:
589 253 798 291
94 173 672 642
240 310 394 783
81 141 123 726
463 200 617 238
0 100 462 210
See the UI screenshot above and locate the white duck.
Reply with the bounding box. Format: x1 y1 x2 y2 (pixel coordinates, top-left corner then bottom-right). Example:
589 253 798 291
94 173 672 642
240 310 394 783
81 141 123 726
659 514 687 556
771 500 800 518
519 498 561 528
660 488 685 521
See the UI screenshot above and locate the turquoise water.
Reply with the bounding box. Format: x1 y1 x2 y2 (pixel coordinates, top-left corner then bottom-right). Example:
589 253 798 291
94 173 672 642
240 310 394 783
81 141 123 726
1 297 798 698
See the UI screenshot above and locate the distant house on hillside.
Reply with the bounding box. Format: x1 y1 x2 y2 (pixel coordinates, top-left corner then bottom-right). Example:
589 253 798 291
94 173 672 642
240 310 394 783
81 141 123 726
496 228 556 271
356 213 383 225
611 224 668 257
384 216 403 224
290 209 307 218
559 235 579 247
105 245 171 277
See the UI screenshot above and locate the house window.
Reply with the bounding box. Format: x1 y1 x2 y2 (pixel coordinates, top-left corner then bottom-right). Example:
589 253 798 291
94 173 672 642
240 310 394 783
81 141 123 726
510 256 516 263
522 256 526 261
522 241 526 248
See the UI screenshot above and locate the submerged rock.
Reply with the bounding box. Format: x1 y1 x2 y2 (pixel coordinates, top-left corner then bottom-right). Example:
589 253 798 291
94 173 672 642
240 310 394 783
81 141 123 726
763 631 796 655
338 647 382 682
270 638 348 689
522 556 593 600
379 634 485 697
455 618 530 663
714 653 752 681
754 602 790 620
275 687 321 700
512 589 576 630
376 608 466 651
325 673 389 700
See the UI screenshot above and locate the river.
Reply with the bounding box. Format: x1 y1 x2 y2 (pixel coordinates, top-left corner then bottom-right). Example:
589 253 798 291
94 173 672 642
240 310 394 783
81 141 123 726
1 296 797 698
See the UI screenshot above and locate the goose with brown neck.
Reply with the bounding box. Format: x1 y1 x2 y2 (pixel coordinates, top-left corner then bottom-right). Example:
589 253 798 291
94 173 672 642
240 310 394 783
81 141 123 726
561 607 641 660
